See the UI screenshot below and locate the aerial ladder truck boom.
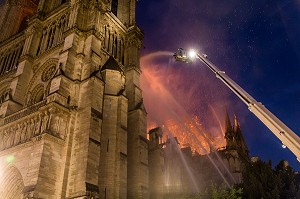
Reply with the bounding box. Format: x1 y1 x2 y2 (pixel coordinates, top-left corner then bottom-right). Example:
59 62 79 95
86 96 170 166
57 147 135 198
174 48 300 161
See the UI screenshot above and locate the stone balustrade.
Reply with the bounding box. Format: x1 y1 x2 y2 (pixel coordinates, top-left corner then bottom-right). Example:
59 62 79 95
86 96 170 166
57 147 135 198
4 100 46 125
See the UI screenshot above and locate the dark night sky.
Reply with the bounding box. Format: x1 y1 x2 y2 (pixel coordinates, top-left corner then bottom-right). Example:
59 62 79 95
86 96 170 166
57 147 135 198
136 0 300 170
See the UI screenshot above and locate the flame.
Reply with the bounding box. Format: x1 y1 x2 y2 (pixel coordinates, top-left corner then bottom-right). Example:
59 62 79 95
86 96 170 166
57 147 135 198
162 116 225 155
141 51 228 155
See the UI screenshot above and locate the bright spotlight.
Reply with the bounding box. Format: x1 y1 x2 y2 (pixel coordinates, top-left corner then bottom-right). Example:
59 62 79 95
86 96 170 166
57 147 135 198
188 49 196 59
174 48 196 63
282 144 287 149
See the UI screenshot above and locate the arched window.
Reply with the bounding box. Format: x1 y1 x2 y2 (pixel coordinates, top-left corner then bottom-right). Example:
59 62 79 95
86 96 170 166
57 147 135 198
113 37 118 58
0 166 24 199
111 0 118 16
30 84 45 105
108 32 111 53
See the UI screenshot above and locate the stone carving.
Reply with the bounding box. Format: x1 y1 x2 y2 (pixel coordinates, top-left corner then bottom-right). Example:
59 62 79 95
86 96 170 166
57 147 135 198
0 89 13 104
23 191 35 199
41 111 49 133
34 114 42 135
0 108 69 151
20 123 27 143
28 119 35 140
41 65 57 82
58 118 68 139
49 115 68 139
27 84 44 106
15 124 22 145
2 130 8 150
7 127 15 148
26 92 32 106
51 115 60 134
0 132 3 149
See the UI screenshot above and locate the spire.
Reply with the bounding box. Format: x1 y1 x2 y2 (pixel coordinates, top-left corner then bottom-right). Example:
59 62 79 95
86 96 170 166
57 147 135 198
225 109 233 136
233 115 249 156
224 110 234 149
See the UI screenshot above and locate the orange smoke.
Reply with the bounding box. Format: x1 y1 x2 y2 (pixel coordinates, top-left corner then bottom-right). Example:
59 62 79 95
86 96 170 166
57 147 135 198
140 51 229 153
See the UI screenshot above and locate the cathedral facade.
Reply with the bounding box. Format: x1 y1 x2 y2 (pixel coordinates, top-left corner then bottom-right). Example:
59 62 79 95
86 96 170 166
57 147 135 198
0 0 148 198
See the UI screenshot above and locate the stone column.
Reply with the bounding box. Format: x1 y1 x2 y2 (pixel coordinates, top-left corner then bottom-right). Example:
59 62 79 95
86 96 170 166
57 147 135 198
148 127 165 199
99 67 128 199
125 26 149 199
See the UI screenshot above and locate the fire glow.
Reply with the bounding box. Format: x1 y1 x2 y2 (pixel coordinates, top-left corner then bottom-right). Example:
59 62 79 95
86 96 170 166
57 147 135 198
163 117 225 154
140 51 230 154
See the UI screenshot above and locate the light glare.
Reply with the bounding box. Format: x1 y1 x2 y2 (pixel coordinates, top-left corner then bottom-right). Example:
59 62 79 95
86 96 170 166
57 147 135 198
188 49 196 59
5 155 15 163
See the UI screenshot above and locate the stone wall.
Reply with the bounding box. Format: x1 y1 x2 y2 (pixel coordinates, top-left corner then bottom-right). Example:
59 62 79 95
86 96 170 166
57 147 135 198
0 0 146 198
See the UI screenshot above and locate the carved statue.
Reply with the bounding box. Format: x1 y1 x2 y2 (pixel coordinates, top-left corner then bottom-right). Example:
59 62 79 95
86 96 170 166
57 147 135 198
14 124 22 145
0 131 4 150
9 126 16 147
20 123 27 143
51 115 60 135
35 114 42 135
6 128 13 148
28 119 35 139
2 130 8 149
58 118 68 139
24 120 31 142
26 92 32 106
41 111 49 133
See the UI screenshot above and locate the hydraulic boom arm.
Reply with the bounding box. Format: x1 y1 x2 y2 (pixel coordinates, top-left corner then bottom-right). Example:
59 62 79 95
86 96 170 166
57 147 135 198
174 49 300 161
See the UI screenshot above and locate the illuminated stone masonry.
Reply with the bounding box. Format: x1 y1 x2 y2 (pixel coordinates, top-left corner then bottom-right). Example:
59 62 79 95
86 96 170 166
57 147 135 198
0 100 69 151
0 0 147 198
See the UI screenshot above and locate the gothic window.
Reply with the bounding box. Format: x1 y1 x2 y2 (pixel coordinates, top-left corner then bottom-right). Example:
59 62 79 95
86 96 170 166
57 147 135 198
118 39 121 61
113 37 117 58
30 84 45 105
111 0 118 16
0 45 22 75
0 166 24 199
41 64 57 82
35 90 44 103
104 26 107 49
107 32 111 52
121 39 124 65
36 35 43 56
107 139 109 152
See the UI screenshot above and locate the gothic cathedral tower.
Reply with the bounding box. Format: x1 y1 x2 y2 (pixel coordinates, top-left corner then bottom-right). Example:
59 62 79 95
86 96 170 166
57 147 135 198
0 0 148 198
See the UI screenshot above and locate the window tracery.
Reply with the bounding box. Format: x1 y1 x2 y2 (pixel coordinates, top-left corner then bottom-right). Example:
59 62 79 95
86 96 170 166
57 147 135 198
103 25 125 65
0 43 23 75
36 14 69 56
26 59 58 106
